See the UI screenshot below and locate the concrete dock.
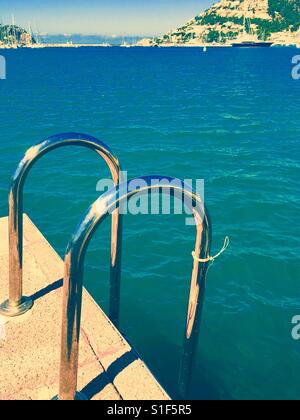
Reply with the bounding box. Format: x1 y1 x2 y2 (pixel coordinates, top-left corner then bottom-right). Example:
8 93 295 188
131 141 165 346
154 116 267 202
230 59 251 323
0 215 170 400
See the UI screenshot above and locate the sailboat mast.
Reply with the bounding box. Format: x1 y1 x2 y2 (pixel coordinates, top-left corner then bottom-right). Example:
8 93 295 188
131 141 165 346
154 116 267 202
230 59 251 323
12 15 15 42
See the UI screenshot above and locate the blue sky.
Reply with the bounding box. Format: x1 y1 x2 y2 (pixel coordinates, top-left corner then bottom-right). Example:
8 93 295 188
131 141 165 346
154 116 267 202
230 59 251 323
0 0 215 35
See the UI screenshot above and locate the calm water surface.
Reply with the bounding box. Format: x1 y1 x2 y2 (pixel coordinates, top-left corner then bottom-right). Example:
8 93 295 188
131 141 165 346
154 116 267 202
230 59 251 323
0 47 299 400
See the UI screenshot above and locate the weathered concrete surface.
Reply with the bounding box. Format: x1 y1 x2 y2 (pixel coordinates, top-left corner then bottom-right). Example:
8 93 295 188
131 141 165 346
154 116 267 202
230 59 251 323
0 215 170 401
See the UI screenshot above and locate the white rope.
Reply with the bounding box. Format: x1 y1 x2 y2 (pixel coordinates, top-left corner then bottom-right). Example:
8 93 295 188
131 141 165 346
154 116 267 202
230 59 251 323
192 236 230 263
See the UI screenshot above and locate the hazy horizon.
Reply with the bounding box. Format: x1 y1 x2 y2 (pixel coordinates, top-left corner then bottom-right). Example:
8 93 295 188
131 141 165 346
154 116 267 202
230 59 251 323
0 0 215 36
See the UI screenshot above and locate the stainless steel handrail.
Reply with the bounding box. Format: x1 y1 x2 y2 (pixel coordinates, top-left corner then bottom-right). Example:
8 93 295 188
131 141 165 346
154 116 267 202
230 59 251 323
56 176 212 400
0 133 123 318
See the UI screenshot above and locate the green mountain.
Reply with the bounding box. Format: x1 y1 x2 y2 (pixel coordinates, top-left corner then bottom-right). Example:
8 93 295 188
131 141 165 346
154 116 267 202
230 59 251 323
0 25 35 45
151 0 300 45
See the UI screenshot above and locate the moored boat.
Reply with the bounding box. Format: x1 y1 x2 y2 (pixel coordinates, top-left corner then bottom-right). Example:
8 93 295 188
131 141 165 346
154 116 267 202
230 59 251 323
232 41 273 48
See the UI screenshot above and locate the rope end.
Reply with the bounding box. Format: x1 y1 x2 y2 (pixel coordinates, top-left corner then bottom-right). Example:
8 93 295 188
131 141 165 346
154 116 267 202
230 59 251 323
192 236 230 264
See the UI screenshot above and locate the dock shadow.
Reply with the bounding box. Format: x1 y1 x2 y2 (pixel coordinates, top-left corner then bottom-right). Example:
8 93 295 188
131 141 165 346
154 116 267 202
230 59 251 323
30 279 63 302
81 350 138 400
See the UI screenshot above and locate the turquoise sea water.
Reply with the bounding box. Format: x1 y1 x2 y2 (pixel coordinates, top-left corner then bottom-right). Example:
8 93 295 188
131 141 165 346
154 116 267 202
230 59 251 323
0 47 299 400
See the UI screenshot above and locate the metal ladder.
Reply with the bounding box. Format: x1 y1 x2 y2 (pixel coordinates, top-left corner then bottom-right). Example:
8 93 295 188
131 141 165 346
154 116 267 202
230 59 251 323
0 135 212 400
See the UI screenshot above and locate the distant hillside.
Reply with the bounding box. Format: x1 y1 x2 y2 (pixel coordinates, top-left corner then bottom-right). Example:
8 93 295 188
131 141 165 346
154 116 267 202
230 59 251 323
143 0 300 46
0 25 35 45
39 34 144 46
